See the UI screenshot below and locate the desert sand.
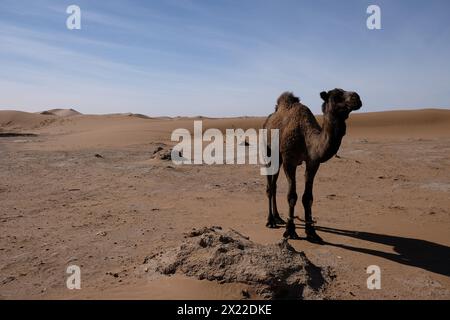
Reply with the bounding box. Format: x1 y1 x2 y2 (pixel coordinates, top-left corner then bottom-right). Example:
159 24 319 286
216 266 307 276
0 108 449 299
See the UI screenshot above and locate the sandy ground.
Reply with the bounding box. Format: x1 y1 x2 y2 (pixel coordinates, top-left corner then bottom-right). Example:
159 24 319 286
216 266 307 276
0 109 449 300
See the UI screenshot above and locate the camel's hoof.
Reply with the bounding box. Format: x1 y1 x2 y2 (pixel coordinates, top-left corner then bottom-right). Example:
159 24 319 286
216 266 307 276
274 215 286 225
266 221 276 229
306 230 324 244
283 230 300 240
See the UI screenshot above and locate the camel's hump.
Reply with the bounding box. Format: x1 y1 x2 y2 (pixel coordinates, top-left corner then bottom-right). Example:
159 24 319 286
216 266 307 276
275 92 300 111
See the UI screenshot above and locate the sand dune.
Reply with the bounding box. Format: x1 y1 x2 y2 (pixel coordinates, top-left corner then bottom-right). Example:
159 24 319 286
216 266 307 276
3 108 449 132
40 108 82 117
0 110 56 131
346 109 450 138
1 109 449 149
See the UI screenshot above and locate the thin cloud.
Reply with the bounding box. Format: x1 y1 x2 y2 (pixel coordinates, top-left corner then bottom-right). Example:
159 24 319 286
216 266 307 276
0 0 449 116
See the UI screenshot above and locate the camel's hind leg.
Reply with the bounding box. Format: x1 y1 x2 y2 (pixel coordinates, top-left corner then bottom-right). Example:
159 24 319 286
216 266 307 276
271 169 285 225
283 163 300 239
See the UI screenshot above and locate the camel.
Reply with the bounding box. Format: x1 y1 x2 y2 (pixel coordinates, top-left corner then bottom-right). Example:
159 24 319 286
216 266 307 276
263 88 362 243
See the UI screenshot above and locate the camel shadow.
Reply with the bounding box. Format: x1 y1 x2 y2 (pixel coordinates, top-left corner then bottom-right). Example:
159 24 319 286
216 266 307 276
302 225 450 277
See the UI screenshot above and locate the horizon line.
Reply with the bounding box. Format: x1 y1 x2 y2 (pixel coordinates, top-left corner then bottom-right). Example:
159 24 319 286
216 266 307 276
1 107 450 119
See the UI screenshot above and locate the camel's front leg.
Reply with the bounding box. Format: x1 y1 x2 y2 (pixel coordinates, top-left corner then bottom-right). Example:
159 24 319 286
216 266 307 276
265 157 284 228
283 163 300 239
303 162 323 244
265 174 277 228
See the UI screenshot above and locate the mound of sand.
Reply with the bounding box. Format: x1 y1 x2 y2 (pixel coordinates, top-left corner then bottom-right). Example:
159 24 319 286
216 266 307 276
127 113 151 119
0 110 56 131
40 108 81 117
144 226 332 299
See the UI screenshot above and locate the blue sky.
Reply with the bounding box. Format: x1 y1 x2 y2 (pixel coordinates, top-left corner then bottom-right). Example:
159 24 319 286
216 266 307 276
0 0 449 116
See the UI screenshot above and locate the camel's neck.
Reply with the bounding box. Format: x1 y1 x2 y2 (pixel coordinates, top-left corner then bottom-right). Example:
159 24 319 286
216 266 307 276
316 113 347 162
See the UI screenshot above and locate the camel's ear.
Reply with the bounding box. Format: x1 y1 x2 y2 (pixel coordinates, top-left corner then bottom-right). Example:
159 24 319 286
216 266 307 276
320 91 329 101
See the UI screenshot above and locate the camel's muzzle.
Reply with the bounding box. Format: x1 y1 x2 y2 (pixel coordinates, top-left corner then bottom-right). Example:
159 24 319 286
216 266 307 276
352 100 362 111
349 94 362 111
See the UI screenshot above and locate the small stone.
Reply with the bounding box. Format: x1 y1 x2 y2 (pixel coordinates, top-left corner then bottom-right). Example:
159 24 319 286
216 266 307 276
1 276 16 285
153 146 164 154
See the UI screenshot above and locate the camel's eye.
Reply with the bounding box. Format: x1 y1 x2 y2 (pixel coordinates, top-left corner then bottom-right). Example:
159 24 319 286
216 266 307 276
332 93 344 103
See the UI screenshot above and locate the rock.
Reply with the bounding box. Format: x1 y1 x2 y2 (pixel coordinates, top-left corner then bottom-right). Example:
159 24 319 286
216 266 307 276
144 226 332 299
151 149 171 160
106 272 119 278
241 289 250 299
152 147 183 161
153 146 164 154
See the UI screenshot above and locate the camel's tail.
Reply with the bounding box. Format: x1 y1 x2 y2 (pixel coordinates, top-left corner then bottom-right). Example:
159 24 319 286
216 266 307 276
275 92 300 111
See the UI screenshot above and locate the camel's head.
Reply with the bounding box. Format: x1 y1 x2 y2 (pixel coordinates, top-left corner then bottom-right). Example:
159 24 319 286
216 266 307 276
320 88 362 118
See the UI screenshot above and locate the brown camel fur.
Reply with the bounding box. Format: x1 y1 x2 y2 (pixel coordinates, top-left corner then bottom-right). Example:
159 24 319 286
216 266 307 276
263 88 362 243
